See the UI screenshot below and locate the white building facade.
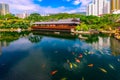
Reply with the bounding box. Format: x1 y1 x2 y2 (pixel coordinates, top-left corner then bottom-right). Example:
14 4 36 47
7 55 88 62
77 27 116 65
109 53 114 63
87 0 110 16
87 3 94 15
16 11 29 18
103 0 110 14
0 3 9 15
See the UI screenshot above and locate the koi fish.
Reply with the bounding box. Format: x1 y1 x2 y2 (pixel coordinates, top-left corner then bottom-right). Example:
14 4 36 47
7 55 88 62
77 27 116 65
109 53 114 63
61 77 67 80
73 63 77 68
99 68 107 73
51 70 58 75
118 59 120 62
85 50 88 52
82 77 84 80
109 64 115 70
75 58 80 63
69 63 73 69
88 51 91 54
79 54 83 58
83 52 87 55
67 59 70 63
88 64 94 67
99 50 104 54
90 51 94 54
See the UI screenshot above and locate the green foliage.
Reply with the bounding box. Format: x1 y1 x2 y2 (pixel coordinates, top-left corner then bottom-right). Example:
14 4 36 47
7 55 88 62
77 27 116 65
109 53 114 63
76 25 81 31
25 13 83 21
25 13 43 22
0 19 30 29
0 31 30 42
0 14 30 29
28 35 42 43
77 14 120 31
4 14 18 20
85 34 99 43
76 22 89 31
0 12 120 30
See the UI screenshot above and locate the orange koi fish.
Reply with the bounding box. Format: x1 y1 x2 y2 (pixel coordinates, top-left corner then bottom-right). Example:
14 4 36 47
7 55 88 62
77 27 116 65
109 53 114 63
88 64 94 67
51 70 58 75
75 58 80 63
79 54 83 58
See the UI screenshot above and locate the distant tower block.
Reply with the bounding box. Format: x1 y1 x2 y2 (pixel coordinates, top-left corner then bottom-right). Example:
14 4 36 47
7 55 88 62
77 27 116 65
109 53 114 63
86 0 110 16
0 41 2 56
0 3 9 15
111 0 120 14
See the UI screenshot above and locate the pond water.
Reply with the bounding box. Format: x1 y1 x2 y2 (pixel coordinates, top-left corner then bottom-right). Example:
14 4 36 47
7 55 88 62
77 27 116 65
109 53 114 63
0 31 120 80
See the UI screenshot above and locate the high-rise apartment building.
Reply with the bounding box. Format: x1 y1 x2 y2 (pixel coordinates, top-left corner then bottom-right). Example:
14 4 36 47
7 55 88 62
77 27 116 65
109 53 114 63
87 0 110 16
0 3 9 15
103 0 110 14
111 0 120 14
15 11 30 18
87 3 94 15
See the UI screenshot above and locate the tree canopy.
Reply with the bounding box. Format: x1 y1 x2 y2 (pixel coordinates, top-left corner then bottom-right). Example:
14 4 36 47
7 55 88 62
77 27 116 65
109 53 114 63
0 13 120 30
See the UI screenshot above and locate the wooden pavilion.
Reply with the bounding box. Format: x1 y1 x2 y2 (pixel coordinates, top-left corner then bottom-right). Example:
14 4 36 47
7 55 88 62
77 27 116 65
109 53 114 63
31 18 80 32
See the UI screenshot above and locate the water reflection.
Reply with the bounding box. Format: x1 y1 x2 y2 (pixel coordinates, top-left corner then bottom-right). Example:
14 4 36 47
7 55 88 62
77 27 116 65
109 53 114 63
0 41 9 55
87 37 111 56
0 32 120 80
28 34 43 43
111 38 120 56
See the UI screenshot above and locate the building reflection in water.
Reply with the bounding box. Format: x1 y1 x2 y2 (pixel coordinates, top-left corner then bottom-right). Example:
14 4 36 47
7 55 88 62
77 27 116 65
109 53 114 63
0 41 9 56
88 37 110 50
88 36 120 56
110 38 120 56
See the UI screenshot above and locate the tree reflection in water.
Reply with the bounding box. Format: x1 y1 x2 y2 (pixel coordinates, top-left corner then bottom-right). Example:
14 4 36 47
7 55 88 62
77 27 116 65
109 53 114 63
0 31 30 43
28 35 43 43
0 31 120 80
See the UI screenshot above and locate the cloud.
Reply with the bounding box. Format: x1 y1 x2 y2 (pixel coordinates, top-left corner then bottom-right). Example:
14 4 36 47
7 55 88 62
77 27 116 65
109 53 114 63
72 0 92 13
73 0 81 5
39 6 67 15
81 0 92 6
66 0 71 2
0 0 91 15
66 6 86 13
0 0 40 13
38 0 42 2
73 0 92 5
0 0 65 14
6 38 33 51
63 0 71 2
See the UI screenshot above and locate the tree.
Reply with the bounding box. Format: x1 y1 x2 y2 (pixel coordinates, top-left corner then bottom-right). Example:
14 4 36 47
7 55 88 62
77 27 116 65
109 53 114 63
26 13 42 22
76 22 89 31
4 14 18 20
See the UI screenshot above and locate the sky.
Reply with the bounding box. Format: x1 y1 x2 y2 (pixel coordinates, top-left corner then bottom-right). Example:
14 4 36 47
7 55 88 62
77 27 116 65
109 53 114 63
0 0 92 15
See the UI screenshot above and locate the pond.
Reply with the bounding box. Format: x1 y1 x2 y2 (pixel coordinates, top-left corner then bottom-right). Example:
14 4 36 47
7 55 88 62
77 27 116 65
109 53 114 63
0 31 120 80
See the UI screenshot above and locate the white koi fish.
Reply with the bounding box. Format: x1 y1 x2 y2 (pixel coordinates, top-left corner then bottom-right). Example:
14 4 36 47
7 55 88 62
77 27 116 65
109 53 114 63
99 68 107 73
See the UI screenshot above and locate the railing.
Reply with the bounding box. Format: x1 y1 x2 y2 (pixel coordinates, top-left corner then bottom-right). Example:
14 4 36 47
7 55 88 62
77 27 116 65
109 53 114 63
32 25 75 30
